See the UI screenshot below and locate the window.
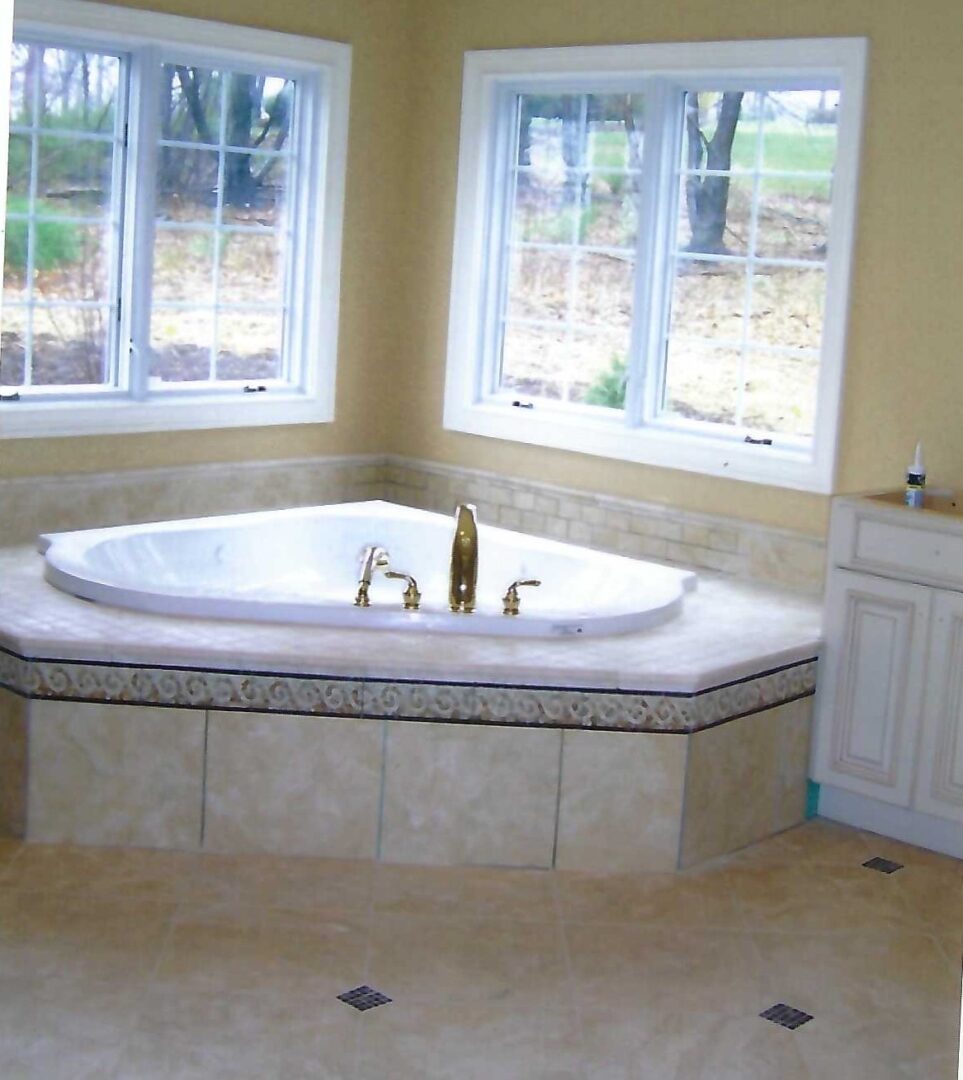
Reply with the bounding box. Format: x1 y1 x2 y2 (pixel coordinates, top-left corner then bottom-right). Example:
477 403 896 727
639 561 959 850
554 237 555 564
444 40 867 492
1 1 350 437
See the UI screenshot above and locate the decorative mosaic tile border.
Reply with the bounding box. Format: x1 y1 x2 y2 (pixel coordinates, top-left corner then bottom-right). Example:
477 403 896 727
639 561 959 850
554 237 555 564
0 647 817 734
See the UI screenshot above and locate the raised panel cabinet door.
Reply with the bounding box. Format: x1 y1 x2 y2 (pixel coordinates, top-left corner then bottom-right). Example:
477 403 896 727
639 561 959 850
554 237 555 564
914 590 963 823
812 570 932 806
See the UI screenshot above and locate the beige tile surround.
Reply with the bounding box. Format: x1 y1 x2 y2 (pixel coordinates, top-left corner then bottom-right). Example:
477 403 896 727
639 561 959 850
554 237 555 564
0 453 826 592
9 697 813 871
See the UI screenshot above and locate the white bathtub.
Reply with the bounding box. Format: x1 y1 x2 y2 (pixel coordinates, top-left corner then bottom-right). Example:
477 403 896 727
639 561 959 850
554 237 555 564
39 500 696 637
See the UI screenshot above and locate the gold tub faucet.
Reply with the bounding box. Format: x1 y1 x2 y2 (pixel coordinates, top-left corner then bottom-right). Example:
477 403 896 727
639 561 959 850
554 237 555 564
354 544 390 607
449 503 478 613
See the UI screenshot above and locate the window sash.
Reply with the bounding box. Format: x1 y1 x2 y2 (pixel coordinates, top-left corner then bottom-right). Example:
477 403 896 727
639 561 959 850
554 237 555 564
4 32 309 403
482 74 842 453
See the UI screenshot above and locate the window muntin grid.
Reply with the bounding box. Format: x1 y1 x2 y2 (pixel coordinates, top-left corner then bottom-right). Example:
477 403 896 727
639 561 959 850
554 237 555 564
3 42 126 392
149 63 296 389
660 89 838 439
495 91 645 409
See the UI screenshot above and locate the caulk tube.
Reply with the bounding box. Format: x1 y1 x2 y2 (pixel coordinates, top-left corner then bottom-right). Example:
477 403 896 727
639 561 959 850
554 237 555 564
905 441 926 508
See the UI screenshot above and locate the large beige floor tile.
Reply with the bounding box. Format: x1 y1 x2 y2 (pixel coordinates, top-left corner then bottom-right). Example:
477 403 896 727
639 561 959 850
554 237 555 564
0 892 174 980
373 862 556 922
205 712 383 859
725 862 918 932
380 722 560 867
0 971 142 1079
751 929 960 1022
727 818 875 866
0 842 201 901
187 851 374 917
355 1001 583 1080
564 924 768 1016
795 1011 961 1080
153 904 368 997
366 914 570 1009
555 865 743 929
116 984 359 1079
578 1006 811 1080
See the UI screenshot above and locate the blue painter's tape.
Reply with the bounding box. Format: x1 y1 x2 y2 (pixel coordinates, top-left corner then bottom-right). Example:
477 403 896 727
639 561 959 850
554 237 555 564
805 779 820 819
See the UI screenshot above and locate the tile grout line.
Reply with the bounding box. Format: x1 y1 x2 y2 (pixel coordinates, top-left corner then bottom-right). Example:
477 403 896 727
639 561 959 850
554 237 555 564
198 710 210 850
374 718 388 862
550 731 565 869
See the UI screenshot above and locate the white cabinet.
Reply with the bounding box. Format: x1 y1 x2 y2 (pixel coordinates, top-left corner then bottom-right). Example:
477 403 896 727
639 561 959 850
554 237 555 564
915 590 963 823
814 571 931 807
815 493 963 836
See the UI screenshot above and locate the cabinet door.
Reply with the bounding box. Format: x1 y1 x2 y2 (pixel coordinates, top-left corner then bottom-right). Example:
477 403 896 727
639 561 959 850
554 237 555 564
813 570 932 806
914 590 963 823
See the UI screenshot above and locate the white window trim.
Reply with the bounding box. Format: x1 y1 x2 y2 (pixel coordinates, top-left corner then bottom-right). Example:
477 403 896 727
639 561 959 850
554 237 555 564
443 38 868 493
2 0 351 438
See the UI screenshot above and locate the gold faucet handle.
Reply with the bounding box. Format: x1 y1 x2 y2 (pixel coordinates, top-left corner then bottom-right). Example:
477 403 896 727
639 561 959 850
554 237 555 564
502 578 541 616
385 570 422 611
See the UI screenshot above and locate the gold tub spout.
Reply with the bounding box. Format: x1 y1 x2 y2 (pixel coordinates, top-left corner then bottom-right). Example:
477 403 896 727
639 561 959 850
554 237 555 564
354 544 390 607
449 503 478 613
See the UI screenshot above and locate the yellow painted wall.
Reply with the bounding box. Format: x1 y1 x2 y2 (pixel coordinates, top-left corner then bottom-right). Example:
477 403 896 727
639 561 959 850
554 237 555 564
0 0 414 476
4 0 963 538
394 0 963 535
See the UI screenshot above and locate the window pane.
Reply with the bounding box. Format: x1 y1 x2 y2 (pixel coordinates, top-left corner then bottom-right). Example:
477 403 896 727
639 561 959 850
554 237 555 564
668 259 746 344
6 133 29 196
761 91 838 174
755 177 830 261
150 309 214 382
31 307 109 384
225 73 293 148
497 91 642 407
156 148 219 222
571 329 630 408
150 62 296 391
36 135 113 217
163 64 223 145
506 249 569 324
742 349 818 437
216 312 282 381
500 324 566 401
662 341 741 426
221 153 287 225
0 313 26 385
749 268 824 350
152 230 215 303
662 86 837 437
3 41 123 394
575 253 633 327
219 232 285 306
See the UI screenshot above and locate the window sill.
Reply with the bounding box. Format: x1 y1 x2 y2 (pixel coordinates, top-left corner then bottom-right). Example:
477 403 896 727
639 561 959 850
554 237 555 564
443 399 833 493
0 391 333 439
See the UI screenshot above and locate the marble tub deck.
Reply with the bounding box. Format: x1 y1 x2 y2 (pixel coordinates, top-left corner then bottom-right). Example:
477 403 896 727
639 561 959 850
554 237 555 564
0 546 822 870
0 546 819 693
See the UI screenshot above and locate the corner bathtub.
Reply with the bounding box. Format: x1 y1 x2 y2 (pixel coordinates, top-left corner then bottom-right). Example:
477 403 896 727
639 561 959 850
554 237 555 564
39 500 696 638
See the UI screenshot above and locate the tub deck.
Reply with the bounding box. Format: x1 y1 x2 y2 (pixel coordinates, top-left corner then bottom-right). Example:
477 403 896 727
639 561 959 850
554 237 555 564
0 545 822 871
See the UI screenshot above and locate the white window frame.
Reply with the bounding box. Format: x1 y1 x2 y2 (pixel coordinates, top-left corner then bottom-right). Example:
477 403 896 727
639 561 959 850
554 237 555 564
2 0 350 438
443 38 868 493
